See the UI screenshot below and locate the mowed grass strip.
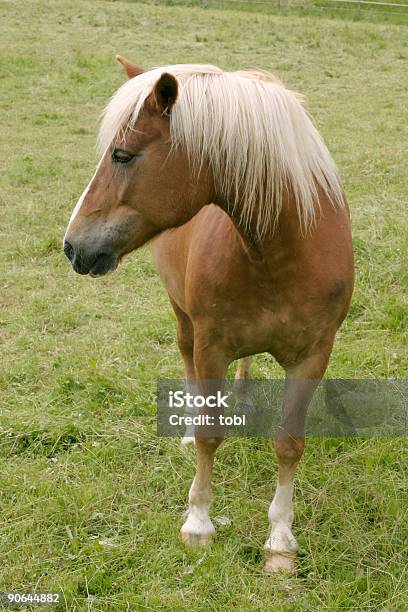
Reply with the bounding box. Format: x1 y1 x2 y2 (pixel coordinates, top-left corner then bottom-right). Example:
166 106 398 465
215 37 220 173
0 0 407 609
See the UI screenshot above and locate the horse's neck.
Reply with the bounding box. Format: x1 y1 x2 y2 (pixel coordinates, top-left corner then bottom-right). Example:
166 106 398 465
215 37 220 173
218 194 305 264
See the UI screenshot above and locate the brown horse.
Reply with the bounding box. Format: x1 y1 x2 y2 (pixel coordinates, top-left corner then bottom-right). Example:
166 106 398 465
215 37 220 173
64 57 354 572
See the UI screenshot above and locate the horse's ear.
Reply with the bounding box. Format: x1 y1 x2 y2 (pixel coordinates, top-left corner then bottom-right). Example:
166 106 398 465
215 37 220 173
148 72 178 116
116 55 144 79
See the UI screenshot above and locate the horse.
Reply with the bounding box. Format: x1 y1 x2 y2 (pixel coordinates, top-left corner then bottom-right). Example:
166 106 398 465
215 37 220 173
63 56 354 572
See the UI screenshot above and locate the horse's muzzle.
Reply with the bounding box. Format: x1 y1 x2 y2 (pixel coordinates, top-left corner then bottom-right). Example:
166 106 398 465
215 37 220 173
63 239 118 277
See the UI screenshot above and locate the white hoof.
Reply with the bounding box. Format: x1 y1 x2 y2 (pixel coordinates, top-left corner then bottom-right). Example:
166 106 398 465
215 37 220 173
264 524 298 571
181 435 195 446
264 551 297 573
180 529 213 546
181 506 215 546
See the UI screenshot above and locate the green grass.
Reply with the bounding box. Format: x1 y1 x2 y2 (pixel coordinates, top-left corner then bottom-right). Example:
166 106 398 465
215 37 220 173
0 0 407 609
125 0 408 26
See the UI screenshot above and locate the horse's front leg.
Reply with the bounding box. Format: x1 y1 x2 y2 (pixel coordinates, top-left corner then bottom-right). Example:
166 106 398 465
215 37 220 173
264 351 330 572
180 435 223 545
180 339 228 546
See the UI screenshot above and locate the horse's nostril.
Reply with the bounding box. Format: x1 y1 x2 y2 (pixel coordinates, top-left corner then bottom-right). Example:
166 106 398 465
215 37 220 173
63 242 116 276
64 240 74 262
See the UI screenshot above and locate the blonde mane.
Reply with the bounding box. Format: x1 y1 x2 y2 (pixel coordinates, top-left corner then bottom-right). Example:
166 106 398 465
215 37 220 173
98 64 344 238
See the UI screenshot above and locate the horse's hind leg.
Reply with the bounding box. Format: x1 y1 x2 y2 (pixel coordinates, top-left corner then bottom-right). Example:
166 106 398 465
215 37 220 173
180 334 229 546
264 350 330 572
234 356 256 416
235 356 252 381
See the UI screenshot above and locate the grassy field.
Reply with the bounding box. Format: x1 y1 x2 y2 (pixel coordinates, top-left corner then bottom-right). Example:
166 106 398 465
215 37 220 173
126 0 408 26
0 0 407 609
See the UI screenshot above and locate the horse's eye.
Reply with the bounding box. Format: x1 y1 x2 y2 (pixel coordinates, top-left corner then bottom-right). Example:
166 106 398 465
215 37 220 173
111 148 137 164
